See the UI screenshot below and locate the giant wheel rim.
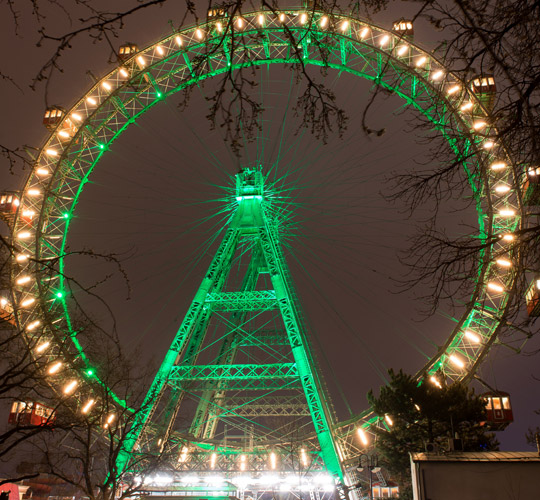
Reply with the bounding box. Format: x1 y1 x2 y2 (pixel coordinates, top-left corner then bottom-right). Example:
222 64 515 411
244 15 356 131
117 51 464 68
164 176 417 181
9 8 521 467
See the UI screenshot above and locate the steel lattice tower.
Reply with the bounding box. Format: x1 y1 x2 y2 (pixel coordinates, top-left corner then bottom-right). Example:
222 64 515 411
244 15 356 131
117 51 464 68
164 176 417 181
116 167 344 482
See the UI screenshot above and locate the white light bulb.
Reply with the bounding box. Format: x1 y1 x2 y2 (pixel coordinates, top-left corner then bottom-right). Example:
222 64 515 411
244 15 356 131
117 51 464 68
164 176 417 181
82 399 95 414
431 70 444 80
464 330 481 343
449 354 465 368
64 380 78 394
494 184 511 193
487 282 504 293
357 427 369 445
36 341 50 353
397 45 408 56
48 361 62 374
27 320 40 331
473 121 487 130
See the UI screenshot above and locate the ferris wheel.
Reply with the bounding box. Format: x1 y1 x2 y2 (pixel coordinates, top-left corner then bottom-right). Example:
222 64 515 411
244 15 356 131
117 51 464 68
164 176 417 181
2 5 523 495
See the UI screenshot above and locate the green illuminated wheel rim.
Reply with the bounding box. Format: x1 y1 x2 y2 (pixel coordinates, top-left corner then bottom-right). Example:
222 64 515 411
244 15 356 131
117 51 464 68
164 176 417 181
9 8 521 465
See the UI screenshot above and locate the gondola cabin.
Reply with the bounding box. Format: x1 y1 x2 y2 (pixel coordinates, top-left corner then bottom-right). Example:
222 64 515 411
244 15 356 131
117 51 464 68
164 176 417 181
522 167 540 205
470 75 497 112
0 192 19 215
43 106 78 138
0 192 20 227
42 106 66 130
482 391 513 430
118 43 138 62
208 5 227 18
8 401 55 426
372 481 399 499
392 19 414 39
0 298 16 326
525 278 540 316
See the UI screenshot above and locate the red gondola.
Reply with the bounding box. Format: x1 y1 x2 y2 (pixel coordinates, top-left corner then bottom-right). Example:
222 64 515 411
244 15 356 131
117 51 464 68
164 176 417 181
0 298 16 326
0 192 19 214
42 106 66 130
525 278 540 316
481 391 513 430
118 43 138 62
8 401 55 427
0 191 21 228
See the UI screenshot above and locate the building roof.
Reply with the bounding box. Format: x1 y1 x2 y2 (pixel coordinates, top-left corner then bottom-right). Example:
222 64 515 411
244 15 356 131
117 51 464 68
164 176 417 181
411 451 540 462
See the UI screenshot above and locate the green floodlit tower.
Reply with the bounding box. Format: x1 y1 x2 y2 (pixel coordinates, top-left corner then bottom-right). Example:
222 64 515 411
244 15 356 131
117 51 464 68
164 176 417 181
116 166 344 485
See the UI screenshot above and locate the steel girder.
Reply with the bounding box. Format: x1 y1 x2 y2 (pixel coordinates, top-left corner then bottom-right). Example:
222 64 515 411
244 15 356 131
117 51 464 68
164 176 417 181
205 290 279 311
222 395 309 417
170 363 299 381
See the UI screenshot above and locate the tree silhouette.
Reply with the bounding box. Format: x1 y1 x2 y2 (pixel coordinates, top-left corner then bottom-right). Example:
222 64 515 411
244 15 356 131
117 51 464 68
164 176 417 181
368 369 498 499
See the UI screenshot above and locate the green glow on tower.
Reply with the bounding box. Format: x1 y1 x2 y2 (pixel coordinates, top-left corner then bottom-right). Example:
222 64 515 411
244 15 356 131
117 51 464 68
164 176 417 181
116 167 344 483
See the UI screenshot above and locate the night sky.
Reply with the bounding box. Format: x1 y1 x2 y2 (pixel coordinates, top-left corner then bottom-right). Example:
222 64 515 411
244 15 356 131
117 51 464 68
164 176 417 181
1 0 539 451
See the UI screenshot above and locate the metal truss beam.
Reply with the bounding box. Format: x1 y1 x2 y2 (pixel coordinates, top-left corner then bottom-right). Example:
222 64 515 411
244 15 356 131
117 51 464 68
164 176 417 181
223 395 309 417
205 290 279 311
239 330 289 346
170 363 298 382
